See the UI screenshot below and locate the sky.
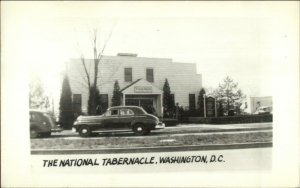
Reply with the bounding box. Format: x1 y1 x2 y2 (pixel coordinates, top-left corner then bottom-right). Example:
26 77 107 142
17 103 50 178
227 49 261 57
2 1 297 106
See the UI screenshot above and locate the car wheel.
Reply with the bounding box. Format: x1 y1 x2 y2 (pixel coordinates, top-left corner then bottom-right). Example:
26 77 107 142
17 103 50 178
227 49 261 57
30 129 39 138
79 126 91 137
133 124 149 136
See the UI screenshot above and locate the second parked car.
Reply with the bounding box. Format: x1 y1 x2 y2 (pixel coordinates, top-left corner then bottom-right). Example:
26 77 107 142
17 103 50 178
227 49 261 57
72 106 165 137
30 110 62 138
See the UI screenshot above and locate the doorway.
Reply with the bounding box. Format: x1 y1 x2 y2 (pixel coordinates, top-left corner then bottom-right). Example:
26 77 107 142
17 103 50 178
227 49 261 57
125 98 153 112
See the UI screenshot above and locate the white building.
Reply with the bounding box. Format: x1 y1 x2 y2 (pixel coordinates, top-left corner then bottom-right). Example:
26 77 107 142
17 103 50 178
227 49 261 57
242 96 273 114
66 53 202 117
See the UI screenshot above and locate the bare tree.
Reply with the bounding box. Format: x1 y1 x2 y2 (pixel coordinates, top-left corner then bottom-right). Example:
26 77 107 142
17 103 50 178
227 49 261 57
78 28 114 115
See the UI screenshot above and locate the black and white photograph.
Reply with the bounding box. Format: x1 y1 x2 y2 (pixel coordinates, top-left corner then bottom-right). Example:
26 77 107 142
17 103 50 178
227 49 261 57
1 1 299 187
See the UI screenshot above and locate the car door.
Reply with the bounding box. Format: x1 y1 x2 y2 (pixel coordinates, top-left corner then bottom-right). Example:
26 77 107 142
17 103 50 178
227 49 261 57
102 109 121 130
118 108 135 130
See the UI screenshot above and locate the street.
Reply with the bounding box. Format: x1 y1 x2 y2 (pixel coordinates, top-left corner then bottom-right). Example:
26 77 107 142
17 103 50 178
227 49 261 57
49 122 272 138
31 122 272 154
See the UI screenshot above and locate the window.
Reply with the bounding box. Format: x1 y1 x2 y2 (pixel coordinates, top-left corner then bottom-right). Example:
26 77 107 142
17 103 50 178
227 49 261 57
73 94 82 113
189 94 196 110
105 109 119 116
120 109 134 116
170 94 175 106
100 94 109 113
146 68 154 82
73 94 82 105
124 68 132 82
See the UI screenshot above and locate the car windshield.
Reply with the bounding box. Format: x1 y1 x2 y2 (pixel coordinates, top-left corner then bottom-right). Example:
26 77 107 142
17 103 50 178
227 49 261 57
133 107 147 115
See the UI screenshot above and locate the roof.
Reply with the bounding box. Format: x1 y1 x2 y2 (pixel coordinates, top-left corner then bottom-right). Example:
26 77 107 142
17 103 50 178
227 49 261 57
120 79 142 92
120 78 163 94
108 106 143 109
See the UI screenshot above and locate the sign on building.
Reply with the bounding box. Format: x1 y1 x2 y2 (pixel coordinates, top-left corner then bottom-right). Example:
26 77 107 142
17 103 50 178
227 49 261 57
206 97 215 117
134 86 153 93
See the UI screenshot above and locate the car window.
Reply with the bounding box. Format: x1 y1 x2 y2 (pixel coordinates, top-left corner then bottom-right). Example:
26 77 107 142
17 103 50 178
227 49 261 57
120 109 134 116
133 107 147 115
105 109 119 116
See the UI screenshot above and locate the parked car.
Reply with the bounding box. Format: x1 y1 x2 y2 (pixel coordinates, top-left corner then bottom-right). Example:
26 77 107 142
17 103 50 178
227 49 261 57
29 110 62 138
72 106 165 137
254 106 273 115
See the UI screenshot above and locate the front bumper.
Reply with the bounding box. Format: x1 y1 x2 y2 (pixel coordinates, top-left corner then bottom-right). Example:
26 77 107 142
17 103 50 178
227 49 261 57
51 128 63 132
155 122 165 129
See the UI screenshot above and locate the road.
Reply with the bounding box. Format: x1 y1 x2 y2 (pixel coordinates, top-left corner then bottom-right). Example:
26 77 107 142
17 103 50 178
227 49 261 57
31 122 272 154
49 122 272 139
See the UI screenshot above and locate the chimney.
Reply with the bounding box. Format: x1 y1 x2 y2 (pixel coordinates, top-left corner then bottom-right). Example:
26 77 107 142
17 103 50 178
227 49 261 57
117 53 137 57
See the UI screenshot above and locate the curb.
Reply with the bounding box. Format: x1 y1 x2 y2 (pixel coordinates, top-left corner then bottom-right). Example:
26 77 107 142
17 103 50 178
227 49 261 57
31 142 272 155
52 127 272 137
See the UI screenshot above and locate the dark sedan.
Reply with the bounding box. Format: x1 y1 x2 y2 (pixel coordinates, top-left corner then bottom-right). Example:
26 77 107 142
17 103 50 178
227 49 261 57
30 110 62 138
72 106 165 137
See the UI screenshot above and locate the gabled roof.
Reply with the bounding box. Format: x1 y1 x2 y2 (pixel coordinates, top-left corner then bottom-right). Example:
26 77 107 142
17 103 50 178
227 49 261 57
120 79 142 92
121 78 162 94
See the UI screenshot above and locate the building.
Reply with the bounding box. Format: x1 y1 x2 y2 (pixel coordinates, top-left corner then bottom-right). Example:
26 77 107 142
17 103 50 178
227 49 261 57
66 53 202 117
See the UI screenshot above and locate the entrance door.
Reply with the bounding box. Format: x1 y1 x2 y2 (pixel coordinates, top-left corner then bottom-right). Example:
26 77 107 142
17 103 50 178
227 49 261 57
125 99 139 106
140 99 153 112
125 98 154 112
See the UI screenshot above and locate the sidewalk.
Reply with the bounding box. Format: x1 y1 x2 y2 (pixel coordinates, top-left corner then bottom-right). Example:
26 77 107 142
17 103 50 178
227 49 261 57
52 122 272 137
176 122 272 129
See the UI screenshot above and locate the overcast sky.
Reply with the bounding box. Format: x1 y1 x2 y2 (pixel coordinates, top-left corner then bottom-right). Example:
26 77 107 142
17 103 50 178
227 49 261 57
3 1 298 101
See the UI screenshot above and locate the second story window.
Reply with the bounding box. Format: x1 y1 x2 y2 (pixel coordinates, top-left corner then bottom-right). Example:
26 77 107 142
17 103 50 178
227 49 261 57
146 68 154 82
124 68 132 82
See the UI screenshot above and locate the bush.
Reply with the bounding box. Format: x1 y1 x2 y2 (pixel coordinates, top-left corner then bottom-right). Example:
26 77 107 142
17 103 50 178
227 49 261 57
188 114 273 124
182 109 201 117
160 118 178 126
59 75 75 129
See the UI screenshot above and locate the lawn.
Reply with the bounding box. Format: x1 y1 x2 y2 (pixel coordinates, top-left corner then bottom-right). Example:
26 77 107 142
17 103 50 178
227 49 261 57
31 131 272 150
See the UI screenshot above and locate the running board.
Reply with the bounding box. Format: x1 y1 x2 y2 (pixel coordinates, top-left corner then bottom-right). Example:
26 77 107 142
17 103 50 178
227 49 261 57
93 130 131 133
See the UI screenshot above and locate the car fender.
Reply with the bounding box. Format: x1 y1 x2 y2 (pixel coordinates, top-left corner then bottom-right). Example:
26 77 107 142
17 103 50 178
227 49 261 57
30 123 41 131
30 123 51 132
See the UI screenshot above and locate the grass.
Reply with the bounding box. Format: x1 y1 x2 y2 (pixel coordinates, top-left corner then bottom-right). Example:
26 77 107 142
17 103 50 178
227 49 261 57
31 131 272 150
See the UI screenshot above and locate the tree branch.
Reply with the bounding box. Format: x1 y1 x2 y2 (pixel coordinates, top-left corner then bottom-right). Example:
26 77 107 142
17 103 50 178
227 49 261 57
80 56 91 89
69 78 89 89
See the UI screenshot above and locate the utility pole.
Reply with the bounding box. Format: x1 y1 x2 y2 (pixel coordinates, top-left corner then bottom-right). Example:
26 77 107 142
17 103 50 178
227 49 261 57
214 97 217 117
203 94 206 118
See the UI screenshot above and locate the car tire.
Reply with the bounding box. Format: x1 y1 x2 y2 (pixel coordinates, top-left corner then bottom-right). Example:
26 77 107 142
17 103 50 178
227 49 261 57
79 126 91 137
133 124 149 136
30 128 39 138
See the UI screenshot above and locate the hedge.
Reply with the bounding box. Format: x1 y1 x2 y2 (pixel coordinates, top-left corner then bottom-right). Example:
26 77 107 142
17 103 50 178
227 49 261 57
188 114 273 124
160 118 178 126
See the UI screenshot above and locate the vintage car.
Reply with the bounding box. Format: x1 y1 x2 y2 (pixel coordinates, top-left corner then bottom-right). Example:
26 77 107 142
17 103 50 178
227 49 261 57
30 110 62 138
253 106 273 115
72 106 165 137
